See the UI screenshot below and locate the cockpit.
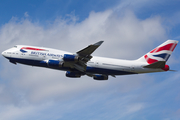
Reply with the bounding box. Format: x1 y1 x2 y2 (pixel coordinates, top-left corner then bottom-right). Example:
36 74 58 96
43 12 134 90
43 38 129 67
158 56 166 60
2 45 19 58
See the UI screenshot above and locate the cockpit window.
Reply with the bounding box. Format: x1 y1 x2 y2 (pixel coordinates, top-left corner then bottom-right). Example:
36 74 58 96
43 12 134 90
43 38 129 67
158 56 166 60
14 46 17 48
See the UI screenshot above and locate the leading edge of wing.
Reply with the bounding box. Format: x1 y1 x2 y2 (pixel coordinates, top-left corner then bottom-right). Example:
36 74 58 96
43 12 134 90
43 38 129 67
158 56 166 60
77 41 104 57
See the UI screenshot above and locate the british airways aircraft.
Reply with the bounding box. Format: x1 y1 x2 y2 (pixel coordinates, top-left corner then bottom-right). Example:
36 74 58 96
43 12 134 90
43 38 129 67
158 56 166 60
1 40 178 80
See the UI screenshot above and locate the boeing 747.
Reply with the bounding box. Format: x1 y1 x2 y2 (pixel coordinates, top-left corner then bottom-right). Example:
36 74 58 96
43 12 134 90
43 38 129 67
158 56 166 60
2 40 178 80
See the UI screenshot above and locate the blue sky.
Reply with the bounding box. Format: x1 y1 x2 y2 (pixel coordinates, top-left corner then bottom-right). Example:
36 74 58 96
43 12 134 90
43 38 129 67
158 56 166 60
0 0 120 25
0 0 180 120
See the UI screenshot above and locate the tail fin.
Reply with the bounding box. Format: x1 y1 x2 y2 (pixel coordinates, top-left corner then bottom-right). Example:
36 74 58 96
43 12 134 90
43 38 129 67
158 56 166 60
137 40 178 64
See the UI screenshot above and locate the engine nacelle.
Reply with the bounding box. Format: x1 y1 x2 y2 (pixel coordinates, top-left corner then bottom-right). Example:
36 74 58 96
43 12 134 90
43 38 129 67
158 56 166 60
63 54 79 62
66 71 81 78
47 60 64 67
93 75 108 80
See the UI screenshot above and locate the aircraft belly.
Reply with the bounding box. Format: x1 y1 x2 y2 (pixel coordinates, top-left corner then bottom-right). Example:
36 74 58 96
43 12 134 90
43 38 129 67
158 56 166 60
6 57 68 71
86 66 137 75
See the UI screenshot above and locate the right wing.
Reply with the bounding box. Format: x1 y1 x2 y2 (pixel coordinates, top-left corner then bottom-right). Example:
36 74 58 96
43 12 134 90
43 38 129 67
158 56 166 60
63 41 104 72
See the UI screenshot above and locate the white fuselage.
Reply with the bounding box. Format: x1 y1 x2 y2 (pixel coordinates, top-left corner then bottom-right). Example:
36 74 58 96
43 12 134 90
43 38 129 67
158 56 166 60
2 45 165 76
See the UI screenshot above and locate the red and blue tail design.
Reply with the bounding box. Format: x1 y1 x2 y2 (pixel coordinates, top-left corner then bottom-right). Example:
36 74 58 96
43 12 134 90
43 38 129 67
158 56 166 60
137 40 178 64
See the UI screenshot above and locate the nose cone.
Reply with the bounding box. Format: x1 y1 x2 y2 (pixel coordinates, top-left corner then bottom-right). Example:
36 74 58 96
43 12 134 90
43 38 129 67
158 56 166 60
2 51 5 57
2 51 7 57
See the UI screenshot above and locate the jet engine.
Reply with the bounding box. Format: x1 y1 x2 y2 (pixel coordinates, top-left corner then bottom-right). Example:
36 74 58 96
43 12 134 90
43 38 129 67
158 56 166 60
66 71 81 78
63 54 79 62
47 60 64 67
93 75 108 80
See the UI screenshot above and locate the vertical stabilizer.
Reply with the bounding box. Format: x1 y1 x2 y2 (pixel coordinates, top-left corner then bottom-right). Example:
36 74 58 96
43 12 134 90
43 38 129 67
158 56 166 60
137 40 178 64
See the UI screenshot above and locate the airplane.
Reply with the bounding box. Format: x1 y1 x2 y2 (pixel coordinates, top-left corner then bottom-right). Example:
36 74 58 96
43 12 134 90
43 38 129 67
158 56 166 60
1 40 178 80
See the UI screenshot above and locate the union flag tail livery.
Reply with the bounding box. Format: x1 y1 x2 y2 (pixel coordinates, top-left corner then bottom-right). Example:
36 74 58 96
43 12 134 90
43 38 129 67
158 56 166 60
137 40 178 71
148 40 178 62
2 40 179 80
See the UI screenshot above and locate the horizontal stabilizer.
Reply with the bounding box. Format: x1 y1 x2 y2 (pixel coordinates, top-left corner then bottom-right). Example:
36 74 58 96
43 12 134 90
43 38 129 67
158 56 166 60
143 61 165 68
169 70 177 72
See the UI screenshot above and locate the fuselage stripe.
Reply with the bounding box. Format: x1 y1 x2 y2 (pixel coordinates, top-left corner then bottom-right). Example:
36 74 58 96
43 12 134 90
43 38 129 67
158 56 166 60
21 47 47 51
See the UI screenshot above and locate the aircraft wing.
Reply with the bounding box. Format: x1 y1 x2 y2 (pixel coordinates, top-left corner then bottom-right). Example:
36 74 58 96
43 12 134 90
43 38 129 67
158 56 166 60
76 41 103 62
64 41 103 72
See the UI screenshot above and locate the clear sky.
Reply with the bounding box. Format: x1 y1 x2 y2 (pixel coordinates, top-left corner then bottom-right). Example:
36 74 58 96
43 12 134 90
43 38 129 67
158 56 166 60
0 0 180 120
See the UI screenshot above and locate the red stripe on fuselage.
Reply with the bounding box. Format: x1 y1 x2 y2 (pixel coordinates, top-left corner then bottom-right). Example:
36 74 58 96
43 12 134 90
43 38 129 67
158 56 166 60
21 47 46 51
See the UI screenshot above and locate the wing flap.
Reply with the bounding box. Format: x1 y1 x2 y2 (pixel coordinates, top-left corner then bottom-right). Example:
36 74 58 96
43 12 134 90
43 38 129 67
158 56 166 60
74 61 87 72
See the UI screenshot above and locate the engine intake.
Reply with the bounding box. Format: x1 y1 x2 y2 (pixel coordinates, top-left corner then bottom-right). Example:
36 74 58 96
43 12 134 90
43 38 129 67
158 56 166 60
63 54 79 62
66 71 81 78
93 75 108 80
47 60 64 67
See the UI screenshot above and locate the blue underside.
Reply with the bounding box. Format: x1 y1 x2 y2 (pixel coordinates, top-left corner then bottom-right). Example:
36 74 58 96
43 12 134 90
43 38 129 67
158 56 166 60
6 57 136 75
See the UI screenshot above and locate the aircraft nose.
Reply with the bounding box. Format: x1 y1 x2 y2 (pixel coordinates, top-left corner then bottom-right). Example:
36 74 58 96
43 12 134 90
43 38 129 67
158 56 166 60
2 51 6 57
